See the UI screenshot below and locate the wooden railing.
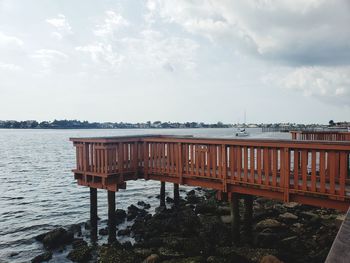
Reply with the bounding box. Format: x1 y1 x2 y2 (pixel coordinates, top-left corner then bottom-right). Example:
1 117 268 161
291 131 350 141
71 135 350 211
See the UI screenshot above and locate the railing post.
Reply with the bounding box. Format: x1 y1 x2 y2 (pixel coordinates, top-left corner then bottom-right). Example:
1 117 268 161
222 144 227 192
160 181 166 207
143 142 148 180
107 190 116 243
90 187 97 242
178 143 183 184
283 147 290 202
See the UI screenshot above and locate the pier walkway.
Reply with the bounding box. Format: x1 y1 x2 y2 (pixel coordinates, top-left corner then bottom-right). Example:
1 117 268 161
71 135 350 211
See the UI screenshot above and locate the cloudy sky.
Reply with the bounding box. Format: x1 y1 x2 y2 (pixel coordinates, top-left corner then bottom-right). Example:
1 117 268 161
0 0 349 124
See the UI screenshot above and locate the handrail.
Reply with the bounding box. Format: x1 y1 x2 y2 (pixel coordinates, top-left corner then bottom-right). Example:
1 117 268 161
71 135 350 211
291 131 350 141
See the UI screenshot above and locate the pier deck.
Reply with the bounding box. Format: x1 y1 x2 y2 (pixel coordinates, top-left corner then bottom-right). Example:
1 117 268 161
70 135 350 211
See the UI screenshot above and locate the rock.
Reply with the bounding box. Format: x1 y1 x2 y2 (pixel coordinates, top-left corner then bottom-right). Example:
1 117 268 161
118 228 131 236
255 232 281 248
116 209 127 224
195 200 217 214
158 247 184 259
166 197 174 203
300 212 320 224
280 236 298 247
260 255 283 263
138 201 151 209
233 247 279 263
72 238 87 249
256 219 283 230
279 212 298 221
67 244 91 262
99 227 108 236
31 252 52 263
40 228 74 249
133 248 156 257
220 215 232 224
99 245 142 263
143 254 160 263
68 224 82 235
283 202 299 209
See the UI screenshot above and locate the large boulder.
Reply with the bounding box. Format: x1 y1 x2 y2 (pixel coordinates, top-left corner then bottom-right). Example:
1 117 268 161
39 228 74 249
31 252 52 263
67 244 92 262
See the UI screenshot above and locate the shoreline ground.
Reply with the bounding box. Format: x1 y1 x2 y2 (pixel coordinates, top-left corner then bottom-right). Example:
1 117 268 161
31 188 343 263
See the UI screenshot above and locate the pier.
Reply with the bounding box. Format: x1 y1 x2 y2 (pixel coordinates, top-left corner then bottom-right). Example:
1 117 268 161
70 134 350 245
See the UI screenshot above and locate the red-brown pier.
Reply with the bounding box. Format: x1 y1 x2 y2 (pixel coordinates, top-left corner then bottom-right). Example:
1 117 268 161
70 133 350 259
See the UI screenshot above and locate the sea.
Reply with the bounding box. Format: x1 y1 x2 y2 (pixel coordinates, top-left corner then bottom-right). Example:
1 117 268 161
0 128 289 262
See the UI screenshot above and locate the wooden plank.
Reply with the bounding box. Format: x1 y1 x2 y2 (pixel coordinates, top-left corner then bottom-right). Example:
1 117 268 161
190 144 194 177
250 147 255 183
339 152 347 198
257 148 262 184
263 148 269 186
272 148 277 187
237 147 242 181
244 146 248 182
311 150 316 192
230 146 235 179
320 151 326 193
301 150 308 191
329 151 336 195
293 150 299 190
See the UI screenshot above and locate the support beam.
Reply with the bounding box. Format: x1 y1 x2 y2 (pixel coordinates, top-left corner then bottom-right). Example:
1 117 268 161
160 181 166 207
108 191 116 243
243 194 253 242
230 193 240 244
90 188 98 242
174 183 179 207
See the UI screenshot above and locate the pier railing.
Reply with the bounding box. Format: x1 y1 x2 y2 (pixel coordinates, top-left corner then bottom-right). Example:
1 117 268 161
291 131 350 141
71 135 350 211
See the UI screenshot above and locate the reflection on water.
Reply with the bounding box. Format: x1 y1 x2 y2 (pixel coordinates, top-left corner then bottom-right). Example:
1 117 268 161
0 128 288 262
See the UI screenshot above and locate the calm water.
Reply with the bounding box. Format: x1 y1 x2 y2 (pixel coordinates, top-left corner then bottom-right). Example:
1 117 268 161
0 128 288 262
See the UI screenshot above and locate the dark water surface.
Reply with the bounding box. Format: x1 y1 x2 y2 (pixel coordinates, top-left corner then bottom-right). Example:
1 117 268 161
0 128 288 262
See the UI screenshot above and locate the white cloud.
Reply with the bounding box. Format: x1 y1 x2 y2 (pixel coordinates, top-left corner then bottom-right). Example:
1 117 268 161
0 62 22 71
76 43 124 70
0 31 23 47
94 11 129 37
46 14 73 39
281 66 350 104
147 0 350 65
31 49 69 73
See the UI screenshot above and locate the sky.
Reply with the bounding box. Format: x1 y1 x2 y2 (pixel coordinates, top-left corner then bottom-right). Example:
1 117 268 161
0 0 350 124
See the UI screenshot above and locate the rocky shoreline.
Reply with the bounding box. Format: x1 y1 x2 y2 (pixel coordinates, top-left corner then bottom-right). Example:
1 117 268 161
32 188 344 263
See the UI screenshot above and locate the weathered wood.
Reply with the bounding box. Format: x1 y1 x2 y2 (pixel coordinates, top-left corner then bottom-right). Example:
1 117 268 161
174 183 179 207
160 181 166 207
107 191 116 243
90 187 97 242
243 194 253 239
230 193 240 244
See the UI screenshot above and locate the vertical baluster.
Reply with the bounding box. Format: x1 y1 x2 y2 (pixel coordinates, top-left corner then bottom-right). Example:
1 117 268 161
244 147 248 182
264 148 269 186
329 151 336 195
237 147 242 181
206 145 211 178
301 150 308 191
311 150 316 192
320 151 326 193
339 152 347 198
257 148 262 184
293 150 298 190
272 148 277 187
250 147 255 183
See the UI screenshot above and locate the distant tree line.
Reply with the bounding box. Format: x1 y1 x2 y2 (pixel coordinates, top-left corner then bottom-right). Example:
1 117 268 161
0 120 232 129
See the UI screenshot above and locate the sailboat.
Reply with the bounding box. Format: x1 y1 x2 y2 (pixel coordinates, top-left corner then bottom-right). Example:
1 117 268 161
235 110 249 137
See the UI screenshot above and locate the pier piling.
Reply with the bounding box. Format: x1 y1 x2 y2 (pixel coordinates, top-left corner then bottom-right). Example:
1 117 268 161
174 183 179 207
243 194 253 240
230 193 240 244
90 188 98 242
107 191 116 243
160 182 166 207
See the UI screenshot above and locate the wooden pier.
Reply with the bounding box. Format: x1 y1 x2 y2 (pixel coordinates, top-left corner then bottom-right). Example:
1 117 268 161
70 134 350 244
